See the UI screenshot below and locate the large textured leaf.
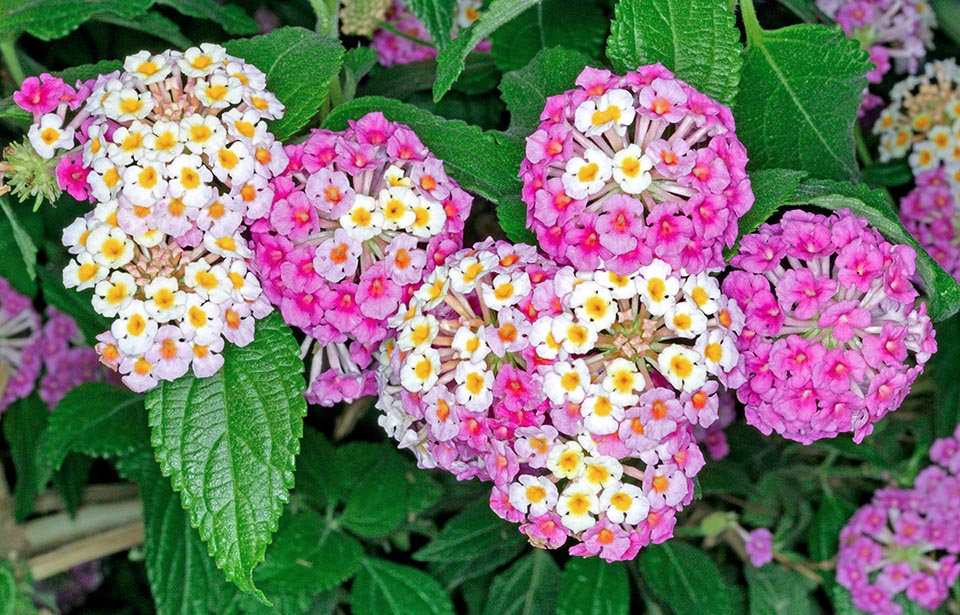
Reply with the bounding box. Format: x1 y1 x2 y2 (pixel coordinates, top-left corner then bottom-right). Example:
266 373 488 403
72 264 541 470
489 0 608 73
351 559 455 615
557 558 629 615
606 0 742 105
3 395 47 520
433 0 542 101
932 0 960 45
406 0 456 50
0 214 37 296
499 47 593 135
0 198 36 283
483 551 562 615
146 313 307 596
325 96 523 203
415 500 524 563
225 27 344 141
0 0 152 39
745 566 817 615
640 541 735 615
734 0 869 181
34 382 148 493
156 0 258 34
141 459 232 615
497 195 536 244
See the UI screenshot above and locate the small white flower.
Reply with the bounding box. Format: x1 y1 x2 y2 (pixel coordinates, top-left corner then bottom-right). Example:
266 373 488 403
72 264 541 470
400 348 441 392
570 281 616 330
602 358 642 407
556 482 599 533
508 475 558 517
454 361 494 412
612 144 653 194
637 260 680 316
600 483 650 525
562 148 612 200
28 114 74 159
481 271 531 310
339 194 384 241
658 345 707 391
664 301 708 338
547 441 585 480
573 89 636 137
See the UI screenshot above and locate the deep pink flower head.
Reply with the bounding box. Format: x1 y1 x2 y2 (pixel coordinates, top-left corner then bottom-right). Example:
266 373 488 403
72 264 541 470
370 0 487 67
0 276 43 413
725 209 936 444
251 112 471 406
376 241 742 561
744 528 773 567
13 73 66 119
900 170 960 280
520 64 753 276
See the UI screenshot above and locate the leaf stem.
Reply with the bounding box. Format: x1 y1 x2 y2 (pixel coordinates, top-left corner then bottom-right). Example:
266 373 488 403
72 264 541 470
0 37 25 85
739 0 763 45
855 125 873 166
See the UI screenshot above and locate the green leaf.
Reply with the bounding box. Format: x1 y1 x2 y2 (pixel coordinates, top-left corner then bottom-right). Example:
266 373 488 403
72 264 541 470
2 395 47 520
557 558 629 615
499 46 593 135
37 266 109 347
776 0 820 22
606 0 742 105
0 198 36 283
0 214 38 296
337 441 441 538
862 161 913 188
225 27 344 141
483 551 562 615
789 178 960 321
146 313 307 596
735 1 870 181
808 497 856 560
141 459 233 615
0 563 15 615
93 10 190 47
932 0 960 46
640 541 735 615
415 500 524 563
351 559 455 615
934 314 960 437
156 0 259 34
497 195 536 244
432 0 542 101
489 0 607 74
745 565 817 615
405 0 456 50
53 453 93 515
0 0 152 40
324 96 523 203
34 382 148 493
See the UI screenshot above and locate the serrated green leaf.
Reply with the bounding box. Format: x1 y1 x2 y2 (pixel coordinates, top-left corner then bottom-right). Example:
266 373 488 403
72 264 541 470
0 214 38 297
343 47 378 101
726 168 808 259
406 0 456 50
415 500 524 563
735 1 869 181
52 453 92 516
607 0 742 105
496 195 536 244
93 11 190 47
146 313 307 596
0 198 36 283
141 459 232 615
745 565 817 615
432 0 542 101
225 27 344 141
37 266 109 347
337 441 441 537
0 0 152 40
640 541 734 615
557 558 629 615
499 47 593 135
483 551 562 615
3 395 47 520
489 0 607 74
34 382 148 494
351 559 455 615
324 96 523 202
788 178 960 320
156 0 258 34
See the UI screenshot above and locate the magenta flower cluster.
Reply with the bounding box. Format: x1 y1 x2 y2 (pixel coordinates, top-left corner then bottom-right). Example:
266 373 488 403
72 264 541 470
37 307 113 407
376 239 743 561
250 112 472 406
724 209 936 444
519 64 753 277
900 168 960 278
0 276 42 412
837 426 960 615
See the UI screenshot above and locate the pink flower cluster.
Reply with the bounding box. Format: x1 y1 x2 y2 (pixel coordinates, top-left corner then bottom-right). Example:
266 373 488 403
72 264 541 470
724 209 936 444
0 276 42 413
370 0 486 67
37 308 112 408
250 112 472 406
837 426 960 615
816 0 936 113
376 239 743 561
899 167 960 278
520 64 753 277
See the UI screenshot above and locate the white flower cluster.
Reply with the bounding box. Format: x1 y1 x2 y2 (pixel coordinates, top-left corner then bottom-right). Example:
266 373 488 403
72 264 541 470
55 44 286 391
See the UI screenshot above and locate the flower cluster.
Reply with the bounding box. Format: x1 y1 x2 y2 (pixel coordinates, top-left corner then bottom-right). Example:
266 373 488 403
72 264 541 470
371 0 485 67
250 112 471 406
376 239 743 560
899 167 960 279
0 276 42 413
725 209 936 444
37 307 112 407
519 64 753 277
16 44 287 391
837 426 960 615
817 0 936 112
874 59 960 191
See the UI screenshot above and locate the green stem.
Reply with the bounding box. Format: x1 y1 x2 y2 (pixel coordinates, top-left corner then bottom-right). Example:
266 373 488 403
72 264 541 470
855 126 873 166
0 38 25 86
377 21 435 47
739 0 763 45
